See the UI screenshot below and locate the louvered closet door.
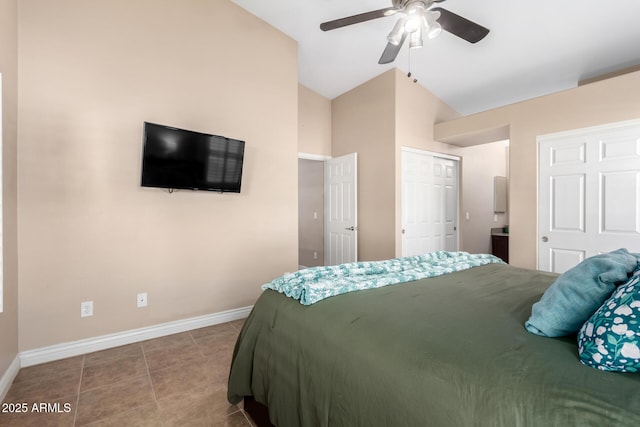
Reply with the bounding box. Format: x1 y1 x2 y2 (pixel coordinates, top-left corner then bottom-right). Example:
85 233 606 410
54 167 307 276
538 119 640 273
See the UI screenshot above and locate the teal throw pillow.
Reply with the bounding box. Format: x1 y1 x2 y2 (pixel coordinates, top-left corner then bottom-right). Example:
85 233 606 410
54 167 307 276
525 248 640 337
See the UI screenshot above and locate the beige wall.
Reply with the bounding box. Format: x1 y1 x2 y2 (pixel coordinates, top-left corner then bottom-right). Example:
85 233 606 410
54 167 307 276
17 0 298 351
332 70 397 261
0 0 19 383
394 69 460 151
435 70 640 269
298 84 332 157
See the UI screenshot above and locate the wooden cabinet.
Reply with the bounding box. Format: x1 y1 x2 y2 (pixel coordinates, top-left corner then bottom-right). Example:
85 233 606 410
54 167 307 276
491 233 509 263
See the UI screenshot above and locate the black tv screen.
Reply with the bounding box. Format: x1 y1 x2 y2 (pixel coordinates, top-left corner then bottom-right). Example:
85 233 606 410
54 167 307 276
141 122 245 193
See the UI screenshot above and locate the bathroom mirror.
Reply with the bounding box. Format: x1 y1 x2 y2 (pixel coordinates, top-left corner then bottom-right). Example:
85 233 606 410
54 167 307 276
494 176 508 213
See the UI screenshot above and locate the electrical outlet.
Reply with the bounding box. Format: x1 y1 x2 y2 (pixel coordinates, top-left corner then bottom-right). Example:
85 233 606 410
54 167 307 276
137 292 148 308
313 251 318 260
81 301 93 317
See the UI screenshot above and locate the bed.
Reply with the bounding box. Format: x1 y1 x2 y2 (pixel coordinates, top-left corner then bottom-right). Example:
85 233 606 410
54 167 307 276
227 260 640 426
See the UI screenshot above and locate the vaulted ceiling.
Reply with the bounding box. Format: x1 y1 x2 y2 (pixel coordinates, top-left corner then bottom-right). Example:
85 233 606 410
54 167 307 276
232 0 640 115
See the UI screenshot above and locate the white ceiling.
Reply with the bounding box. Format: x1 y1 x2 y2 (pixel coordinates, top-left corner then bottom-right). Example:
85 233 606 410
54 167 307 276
231 0 640 116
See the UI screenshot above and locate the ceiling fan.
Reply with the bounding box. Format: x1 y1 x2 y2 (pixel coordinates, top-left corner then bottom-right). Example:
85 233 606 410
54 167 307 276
320 0 490 64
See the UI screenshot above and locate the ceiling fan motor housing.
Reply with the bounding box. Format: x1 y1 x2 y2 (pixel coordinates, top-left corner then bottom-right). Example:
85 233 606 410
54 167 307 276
393 0 432 10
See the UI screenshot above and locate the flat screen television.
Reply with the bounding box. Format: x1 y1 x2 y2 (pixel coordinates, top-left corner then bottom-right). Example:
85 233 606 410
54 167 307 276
141 122 245 193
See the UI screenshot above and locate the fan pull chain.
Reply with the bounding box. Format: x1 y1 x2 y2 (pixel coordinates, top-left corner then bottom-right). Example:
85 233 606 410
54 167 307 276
407 46 418 83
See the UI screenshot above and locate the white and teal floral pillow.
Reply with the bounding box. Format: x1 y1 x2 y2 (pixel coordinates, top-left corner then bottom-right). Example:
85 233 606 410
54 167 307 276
578 270 640 372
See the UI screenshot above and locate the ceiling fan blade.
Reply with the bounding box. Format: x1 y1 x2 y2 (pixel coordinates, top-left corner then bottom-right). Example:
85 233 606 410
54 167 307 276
431 7 489 43
378 32 407 64
320 7 398 31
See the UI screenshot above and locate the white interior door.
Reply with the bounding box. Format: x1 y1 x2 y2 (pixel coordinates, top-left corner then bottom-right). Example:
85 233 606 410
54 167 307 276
325 153 357 265
402 149 459 256
538 120 640 273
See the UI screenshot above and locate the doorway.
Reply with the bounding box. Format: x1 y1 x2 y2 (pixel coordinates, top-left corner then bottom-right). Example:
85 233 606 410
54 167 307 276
298 153 358 268
298 157 325 268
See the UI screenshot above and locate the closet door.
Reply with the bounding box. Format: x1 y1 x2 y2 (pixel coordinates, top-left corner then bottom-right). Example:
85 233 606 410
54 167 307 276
538 119 640 273
402 148 459 256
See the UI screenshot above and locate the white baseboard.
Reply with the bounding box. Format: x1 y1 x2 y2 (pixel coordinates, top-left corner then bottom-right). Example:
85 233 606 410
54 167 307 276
19 305 253 368
0 355 20 402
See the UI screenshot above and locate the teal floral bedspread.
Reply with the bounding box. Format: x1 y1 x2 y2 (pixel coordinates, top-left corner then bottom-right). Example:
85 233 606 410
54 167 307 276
262 251 505 305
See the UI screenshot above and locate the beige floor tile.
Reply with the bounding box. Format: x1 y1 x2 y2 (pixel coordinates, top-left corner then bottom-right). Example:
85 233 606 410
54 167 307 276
228 319 247 332
210 356 234 388
148 358 222 401
224 411 254 427
75 376 154 426
193 332 236 361
83 344 143 368
140 332 194 353
80 355 147 392
156 385 244 426
13 356 84 384
79 403 161 427
2 319 249 427
4 369 81 403
190 322 236 339
143 342 206 373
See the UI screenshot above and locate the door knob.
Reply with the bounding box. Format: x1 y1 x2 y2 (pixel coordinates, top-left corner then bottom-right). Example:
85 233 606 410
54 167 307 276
345 226 357 231
542 236 549 242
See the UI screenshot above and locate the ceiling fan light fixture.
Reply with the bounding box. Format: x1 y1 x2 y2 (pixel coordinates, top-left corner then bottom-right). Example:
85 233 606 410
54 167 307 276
404 14 422 33
409 28 423 49
387 17 406 45
427 21 442 38
423 12 442 39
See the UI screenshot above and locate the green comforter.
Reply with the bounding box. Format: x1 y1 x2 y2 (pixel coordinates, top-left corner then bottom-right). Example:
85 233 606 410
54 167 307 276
228 264 640 426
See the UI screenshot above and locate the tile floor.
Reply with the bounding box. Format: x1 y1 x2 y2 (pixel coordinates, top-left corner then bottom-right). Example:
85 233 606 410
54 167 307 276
0 319 255 427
